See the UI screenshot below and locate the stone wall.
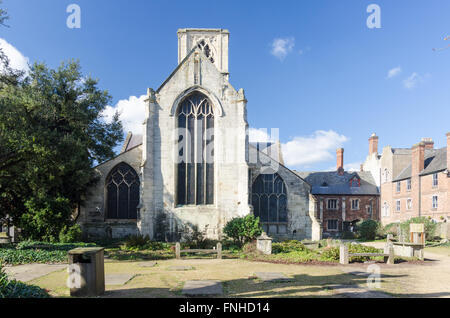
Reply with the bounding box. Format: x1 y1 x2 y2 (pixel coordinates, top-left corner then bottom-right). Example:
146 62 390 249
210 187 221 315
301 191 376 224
78 145 143 239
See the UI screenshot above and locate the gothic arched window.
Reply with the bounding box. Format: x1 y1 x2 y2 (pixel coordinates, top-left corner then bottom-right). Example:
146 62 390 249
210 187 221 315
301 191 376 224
197 40 215 64
176 92 214 205
105 163 140 219
251 173 288 234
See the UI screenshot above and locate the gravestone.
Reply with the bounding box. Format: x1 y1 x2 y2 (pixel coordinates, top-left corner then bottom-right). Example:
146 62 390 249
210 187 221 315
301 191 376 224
138 261 157 268
168 265 194 271
256 232 272 255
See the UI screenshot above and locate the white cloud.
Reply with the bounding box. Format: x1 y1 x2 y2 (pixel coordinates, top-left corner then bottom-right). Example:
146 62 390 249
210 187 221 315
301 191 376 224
403 72 422 89
250 129 348 168
387 66 401 79
102 95 146 135
281 130 348 167
271 37 295 60
344 162 362 172
0 38 30 73
249 128 277 142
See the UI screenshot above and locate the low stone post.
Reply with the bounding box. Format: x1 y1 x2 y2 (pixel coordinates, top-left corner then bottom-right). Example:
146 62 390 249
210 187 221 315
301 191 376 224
175 242 181 259
387 245 395 265
217 243 222 259
256 232 273 255
339 244 349 265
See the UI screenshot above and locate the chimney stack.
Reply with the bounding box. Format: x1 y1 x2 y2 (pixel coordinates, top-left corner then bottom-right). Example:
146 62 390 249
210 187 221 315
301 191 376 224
369 133 379 156
411 142 425 176
446 132 450 171
421 138 434 150
337 148 344 175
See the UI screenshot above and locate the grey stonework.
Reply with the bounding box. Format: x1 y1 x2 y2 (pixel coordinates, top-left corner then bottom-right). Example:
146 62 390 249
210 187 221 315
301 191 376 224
78 29 321 242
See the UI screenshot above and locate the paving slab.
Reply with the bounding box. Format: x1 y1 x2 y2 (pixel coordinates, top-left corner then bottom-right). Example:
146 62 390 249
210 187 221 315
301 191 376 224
168 265 194 271
138 261 157 268
105 274 135 285
254 272 293 283
182 280 223 296
3 264 67 282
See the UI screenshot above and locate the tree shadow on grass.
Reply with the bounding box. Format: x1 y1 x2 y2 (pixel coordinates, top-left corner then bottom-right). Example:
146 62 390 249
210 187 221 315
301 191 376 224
96 270 450 299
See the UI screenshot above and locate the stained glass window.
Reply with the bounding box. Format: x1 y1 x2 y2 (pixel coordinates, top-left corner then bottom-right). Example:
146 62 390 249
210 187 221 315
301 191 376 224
176 92 214 205
105 163 140 219
251 173 287 234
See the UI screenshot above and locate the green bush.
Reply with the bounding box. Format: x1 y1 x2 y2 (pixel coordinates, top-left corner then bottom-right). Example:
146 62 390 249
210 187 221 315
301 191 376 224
122 234 151 251
272 240 306 254
121 235 173 251
319 244 383 262
0 264 49 298
223 215 263 247
20 196 73 242
58 224 82 243
319 246 340 261
341 231 356 239
399 217 437 242
356 219 381 241
0 241 96 265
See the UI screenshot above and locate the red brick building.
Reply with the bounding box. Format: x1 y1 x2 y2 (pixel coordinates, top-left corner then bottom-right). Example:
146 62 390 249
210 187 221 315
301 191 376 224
296 149 380 237
363 132 450 225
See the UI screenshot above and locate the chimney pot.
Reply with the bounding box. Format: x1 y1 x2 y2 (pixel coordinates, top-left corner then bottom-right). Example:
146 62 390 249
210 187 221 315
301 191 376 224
421 137 434 150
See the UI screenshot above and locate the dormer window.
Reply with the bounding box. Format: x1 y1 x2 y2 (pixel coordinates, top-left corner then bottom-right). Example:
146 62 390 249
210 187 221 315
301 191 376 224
350 177 360 187
197 40 215 64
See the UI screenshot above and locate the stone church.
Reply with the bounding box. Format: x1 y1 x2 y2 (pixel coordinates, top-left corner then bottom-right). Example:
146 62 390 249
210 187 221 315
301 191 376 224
79 29 321 242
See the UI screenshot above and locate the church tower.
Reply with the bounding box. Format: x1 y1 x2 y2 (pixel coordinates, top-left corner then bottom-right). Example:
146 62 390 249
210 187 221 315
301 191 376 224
177 29 230 78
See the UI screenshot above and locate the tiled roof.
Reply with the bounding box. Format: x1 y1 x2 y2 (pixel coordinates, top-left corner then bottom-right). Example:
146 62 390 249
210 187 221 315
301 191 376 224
393 148 447 181
294 170 379 195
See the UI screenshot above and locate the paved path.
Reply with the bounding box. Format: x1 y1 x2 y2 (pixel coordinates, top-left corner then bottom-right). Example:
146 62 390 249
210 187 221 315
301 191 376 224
3 264 67 282
359 241 450 297
182 280 223 296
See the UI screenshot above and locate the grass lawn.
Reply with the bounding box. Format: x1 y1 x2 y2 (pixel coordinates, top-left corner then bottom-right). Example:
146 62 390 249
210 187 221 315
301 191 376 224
30 258 374 298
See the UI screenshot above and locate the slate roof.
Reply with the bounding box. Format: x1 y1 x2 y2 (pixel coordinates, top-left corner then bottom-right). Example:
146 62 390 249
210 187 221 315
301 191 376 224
121 132 143 153
293 170 379 196
393 147 447 181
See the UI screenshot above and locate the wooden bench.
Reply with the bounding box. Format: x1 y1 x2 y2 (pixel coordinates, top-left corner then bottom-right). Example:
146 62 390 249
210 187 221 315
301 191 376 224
175 242 222 259
339 244 395 265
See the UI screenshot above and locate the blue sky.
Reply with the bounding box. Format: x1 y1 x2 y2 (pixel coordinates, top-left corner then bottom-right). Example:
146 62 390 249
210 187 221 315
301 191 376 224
1 0 450 171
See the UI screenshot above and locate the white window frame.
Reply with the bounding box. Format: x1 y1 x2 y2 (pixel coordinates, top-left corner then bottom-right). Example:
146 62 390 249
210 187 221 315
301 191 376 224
432 173 438 188
432 195 438 209
396 181 401 193
407 179 411 191
351 199 359 210
396 199 401 212
382 202 390 217
406 198 412 210
327 199 338 210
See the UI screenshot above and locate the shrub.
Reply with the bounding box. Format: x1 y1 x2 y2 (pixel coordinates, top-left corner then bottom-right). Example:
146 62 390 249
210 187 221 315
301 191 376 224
0 241 96 265
356 219 380 241
382 223 399 238
122 234 151 251
272 240 306 254
0 264 49 298
20 196 73 242
319 244 383 262
223 215 262 247
399 217 438 242
242 242 257 255
341 231 356 239
58 224 82 243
